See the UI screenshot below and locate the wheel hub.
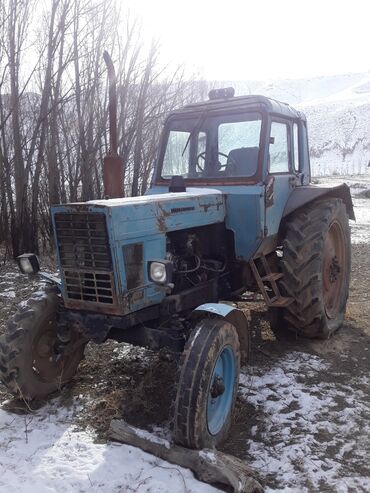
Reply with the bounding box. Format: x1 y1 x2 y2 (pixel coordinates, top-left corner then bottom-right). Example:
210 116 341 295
210 375 225 398
32 324 81 382
322 220 346 319
207 345 236 436
35 332 56 358
329 255 341 283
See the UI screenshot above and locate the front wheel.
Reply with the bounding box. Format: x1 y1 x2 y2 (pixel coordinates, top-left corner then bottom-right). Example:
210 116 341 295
0 287 86 400
172 318 240 449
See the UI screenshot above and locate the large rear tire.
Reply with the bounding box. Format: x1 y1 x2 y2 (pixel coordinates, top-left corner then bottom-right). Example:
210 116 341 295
172 318 240 449
273 198 350 339
0 287 85 400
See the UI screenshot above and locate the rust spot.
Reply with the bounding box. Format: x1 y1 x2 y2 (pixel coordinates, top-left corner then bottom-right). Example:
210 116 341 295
199 200 223 212
157 202 171 218
265 175 275 207
64 299 122 316
157 214 166 232
200 203 211 212
156 202 171 232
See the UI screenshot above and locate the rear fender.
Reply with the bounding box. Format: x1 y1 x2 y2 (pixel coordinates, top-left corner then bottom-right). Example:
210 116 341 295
283 183 355 220
190 303 250 364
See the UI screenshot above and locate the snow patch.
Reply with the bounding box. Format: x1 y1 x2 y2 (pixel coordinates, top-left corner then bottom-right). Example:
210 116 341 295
240 351 370 492
199 450 217 464
0 290 16 298
0 400 219 493
134 427 171 449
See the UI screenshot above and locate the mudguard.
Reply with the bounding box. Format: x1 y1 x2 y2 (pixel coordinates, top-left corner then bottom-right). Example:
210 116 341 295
283 183 355 220
190 303 250 364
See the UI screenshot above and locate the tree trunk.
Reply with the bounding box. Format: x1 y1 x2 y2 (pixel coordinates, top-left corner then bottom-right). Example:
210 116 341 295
109 420 263 493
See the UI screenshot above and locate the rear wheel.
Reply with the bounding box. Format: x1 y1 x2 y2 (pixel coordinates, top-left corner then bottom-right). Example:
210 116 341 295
272 198 350 338
0 287 86 400
172 318 240 449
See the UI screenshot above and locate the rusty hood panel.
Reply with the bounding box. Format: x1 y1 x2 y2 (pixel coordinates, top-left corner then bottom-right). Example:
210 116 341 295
50 188 226 316
53 188 226 241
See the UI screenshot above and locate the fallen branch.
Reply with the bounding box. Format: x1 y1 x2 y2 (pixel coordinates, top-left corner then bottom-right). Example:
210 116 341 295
109 419 263 493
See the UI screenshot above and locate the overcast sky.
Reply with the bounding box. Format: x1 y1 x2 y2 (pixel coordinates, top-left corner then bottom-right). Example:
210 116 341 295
129 0 370 80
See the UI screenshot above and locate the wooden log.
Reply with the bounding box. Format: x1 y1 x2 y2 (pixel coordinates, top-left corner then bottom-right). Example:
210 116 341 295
109 419 264 493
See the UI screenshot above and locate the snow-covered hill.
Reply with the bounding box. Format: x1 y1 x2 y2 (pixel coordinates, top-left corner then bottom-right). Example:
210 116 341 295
215 72 370 176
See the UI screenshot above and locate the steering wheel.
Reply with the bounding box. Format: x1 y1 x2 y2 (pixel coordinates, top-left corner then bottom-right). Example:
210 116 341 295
196 151 230 172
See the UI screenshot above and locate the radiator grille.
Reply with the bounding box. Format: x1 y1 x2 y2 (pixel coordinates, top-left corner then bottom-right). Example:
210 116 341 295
55 212 115 305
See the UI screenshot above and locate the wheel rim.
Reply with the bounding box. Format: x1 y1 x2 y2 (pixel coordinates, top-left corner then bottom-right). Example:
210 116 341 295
32 321 81 384
207 345 236 436
322 219 346 319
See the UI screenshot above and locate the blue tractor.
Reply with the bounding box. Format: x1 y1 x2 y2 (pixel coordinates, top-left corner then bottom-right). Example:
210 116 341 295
0 78 354 449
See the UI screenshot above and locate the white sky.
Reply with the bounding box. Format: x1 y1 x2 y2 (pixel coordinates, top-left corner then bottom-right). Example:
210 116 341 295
128 0 370 80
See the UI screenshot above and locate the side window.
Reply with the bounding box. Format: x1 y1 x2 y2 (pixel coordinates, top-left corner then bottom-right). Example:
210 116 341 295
269 122 289 173
293 123 300 172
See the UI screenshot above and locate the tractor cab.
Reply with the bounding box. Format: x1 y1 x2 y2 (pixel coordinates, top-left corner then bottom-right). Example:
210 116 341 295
147 89 313 264
154 88 311 188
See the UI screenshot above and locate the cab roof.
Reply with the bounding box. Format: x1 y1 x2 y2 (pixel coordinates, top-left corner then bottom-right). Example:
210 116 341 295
170 94 306 121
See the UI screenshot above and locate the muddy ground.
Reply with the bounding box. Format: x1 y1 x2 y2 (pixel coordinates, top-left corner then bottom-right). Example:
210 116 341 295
0 176 369 492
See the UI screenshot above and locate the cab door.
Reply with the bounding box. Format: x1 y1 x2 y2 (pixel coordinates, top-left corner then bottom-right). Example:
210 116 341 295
264 119 297 237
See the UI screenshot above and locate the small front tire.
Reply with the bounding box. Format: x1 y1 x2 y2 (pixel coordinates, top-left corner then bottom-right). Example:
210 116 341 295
172 318 240 449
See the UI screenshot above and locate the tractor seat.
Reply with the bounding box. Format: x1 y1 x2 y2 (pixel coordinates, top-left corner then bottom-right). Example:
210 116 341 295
226 147 259 177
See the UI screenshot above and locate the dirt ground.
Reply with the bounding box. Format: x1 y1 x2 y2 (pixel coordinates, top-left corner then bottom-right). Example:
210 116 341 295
0 176 369 492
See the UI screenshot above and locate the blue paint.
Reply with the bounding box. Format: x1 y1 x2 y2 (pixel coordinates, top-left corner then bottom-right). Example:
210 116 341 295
148 185 265 260
193 302 239 318
50 95 306 320
265 174 293 235
51 190 226 313
207 345 236 435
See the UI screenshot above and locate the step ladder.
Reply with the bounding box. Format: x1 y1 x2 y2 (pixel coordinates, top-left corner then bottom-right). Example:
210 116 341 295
249 255 293 308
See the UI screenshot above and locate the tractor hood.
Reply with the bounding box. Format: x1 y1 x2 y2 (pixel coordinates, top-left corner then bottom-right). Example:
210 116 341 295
51 188 226 242
50 188 226 316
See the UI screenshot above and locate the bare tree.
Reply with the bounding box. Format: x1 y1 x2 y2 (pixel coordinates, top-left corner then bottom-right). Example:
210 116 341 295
0 0 204 259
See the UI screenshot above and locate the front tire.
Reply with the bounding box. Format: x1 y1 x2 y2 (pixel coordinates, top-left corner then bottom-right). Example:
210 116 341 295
172 318 240 449
274 198 350 338
0 287 86 400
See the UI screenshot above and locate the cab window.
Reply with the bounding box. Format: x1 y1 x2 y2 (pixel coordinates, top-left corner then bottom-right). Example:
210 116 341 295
269 122 289 173
293 122 300 172
162 130 192 177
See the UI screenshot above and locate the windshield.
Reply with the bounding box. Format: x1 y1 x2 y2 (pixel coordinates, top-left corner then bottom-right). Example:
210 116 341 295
160 112 262 180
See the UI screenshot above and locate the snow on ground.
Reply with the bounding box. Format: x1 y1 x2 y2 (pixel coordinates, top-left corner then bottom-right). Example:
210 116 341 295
0 399 219 493
0 176 369 492
0 269 220 493
317 175 370 244
240 352 370 492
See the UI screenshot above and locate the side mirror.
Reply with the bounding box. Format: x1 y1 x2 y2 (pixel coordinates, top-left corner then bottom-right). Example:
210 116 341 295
16 253 40 275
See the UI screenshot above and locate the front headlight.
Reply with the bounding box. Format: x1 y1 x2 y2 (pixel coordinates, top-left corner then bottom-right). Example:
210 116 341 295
148 260 173 285
17 253 40 275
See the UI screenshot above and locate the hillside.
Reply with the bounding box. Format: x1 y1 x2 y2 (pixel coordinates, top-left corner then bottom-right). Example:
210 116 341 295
216 72 370 176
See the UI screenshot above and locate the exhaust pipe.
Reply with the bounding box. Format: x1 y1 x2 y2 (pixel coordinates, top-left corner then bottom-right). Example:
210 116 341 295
102 51 123 198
